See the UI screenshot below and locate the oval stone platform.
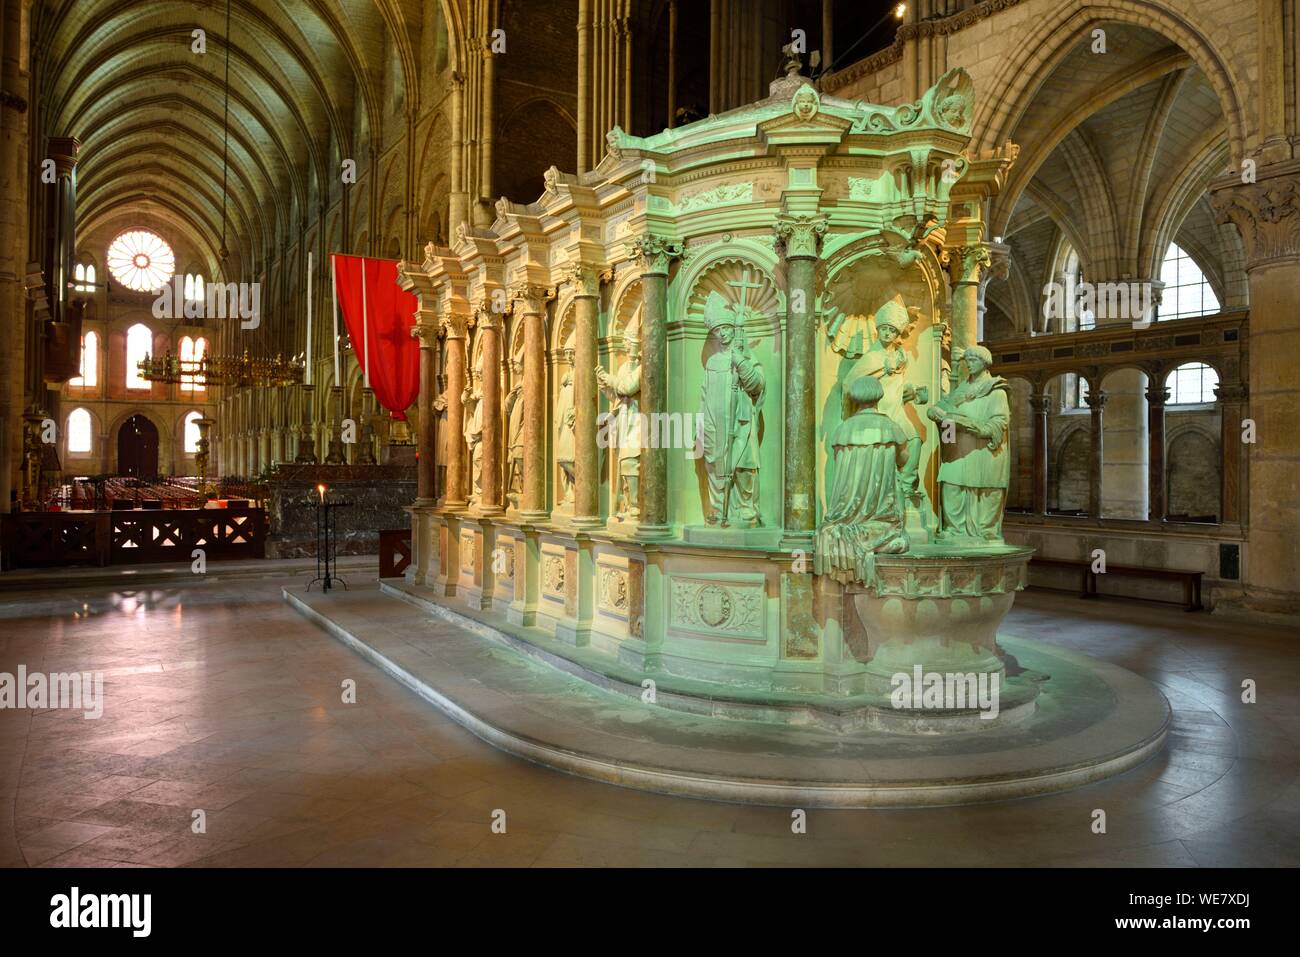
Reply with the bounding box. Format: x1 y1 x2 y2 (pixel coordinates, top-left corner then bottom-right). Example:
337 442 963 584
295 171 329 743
283 584 1170 808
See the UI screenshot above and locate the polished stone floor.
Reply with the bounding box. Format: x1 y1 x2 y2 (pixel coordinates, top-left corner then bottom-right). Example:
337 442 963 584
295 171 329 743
1 571 1297 867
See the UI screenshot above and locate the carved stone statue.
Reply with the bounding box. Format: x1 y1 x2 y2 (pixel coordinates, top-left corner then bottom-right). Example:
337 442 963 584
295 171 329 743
699 292 765 527
555 360 576 505
926 344 1010 542
815 375 911 582
504 360 524 507
596 309 642 521
855 299 923 494
463 377 483 508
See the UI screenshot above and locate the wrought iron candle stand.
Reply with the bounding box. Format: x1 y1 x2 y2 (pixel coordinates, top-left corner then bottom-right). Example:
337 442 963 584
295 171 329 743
307 486 352 592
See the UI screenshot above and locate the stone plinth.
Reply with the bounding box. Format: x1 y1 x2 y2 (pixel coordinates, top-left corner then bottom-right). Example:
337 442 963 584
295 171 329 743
268 463 416 558
846 545 1033 695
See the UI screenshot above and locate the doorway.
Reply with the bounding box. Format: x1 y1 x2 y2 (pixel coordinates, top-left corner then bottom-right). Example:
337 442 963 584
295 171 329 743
118 414 159 478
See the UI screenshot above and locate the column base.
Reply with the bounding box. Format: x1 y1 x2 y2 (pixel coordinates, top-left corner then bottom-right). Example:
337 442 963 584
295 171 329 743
636 523 673 541
571 515 603 530
519 510 550 524
779 531 814 552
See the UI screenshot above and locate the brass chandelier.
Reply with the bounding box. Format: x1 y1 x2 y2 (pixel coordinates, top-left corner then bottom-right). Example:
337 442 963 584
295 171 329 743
138 349 303 387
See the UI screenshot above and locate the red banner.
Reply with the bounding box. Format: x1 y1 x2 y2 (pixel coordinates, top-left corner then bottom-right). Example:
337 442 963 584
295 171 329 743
332 254 420 420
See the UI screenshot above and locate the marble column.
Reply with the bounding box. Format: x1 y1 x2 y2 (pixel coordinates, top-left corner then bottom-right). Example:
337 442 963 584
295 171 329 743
1215 381 1248 525
478 309 503 515
1085 390 1106 518
568 264 605 528
442 316 469 509
1212 164 1300 609
628 235 681 539
774 214 827 549
1146 382 1169 522
413 324 439 504
1029 389 1050 515
947 244 992 365
513 285 552 522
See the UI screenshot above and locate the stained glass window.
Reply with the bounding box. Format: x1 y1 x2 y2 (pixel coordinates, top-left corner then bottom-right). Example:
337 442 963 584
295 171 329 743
70 330 98 387
106 230 176 293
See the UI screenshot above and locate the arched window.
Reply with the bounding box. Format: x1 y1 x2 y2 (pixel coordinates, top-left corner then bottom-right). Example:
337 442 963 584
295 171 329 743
179 335 207 392
1166 362 1220 405
74 263 87 292
1160 243 1221 320
67 408 92 453
182 273 205 304
86 264 96 290
1063 249 1095 332
183 274 194 302
183 411 204 453
125 323 153 390
70 330 98 387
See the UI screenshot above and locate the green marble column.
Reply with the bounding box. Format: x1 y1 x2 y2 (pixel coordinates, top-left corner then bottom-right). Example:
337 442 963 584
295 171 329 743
774 213 826 549
629 235 681 539
569 265 606 528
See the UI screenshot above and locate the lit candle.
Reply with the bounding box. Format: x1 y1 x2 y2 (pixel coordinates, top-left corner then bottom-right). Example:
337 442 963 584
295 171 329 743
331 254 341 386
317 483 327 504
305 251 313 385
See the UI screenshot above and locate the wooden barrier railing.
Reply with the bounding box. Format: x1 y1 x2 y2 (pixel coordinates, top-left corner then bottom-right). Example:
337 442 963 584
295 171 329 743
1 508 267 571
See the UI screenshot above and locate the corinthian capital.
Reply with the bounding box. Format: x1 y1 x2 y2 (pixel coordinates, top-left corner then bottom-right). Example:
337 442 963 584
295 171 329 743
411 323 440 346
626 234 683 276
946 244 992 284
1212 168 1300 271
441 311 470 340
510 282 554 315
560 262 611 298
774 213 828 260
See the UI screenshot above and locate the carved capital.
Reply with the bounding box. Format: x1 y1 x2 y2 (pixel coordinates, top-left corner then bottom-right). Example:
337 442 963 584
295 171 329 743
947 244 992 284
411 323 440 347
1085 390 1108 411
510 282 554 315
1145 386 1170 407
561 262 611 298
441 312 470 340
1028 391 1052 416
626 234 682 276
474 298 504 330
773 213 828 260
1211 169 1300 271
1214 382 1249 403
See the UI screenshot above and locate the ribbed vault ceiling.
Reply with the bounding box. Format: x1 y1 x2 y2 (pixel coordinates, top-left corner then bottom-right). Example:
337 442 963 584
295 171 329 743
36 0 441 278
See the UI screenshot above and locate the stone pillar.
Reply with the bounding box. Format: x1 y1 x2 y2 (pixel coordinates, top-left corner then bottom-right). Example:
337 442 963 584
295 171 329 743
413 324 439 504
442 316 469 509
978 241 1011 342
295 384 317 463
1098 368 1148 519
947 244 991 364
568 264 605 528
1212 164 1300 609
1215 381 1248 525
1146 381 1168 522
1029 389 1050 515
478 309 503 515
628 235 681 539
513 284 553 522
1085 390 1106 518
774 214 827 549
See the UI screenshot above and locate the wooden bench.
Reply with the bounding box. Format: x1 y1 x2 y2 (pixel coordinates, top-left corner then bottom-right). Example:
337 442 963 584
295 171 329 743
1029 557 1204 611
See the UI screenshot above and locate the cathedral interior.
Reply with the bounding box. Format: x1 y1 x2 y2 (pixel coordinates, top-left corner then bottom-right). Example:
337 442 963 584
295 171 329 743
0 0 1298 884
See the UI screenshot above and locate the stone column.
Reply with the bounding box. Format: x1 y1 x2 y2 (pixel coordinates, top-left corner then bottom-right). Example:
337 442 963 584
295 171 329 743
295 384 317 463
977 241 1011 342
1098 368 1148 519
477 308 503 515
513 284 553 522
627 235 681 539
568 264 606 528
1212 164 1300 609
774 214 827 549
413 325 439 504
1085 390 1106 518
1146 381 1169 522
1214 381 1248 525
442 316 469 509
1029 389 1050 515
947 244 992 364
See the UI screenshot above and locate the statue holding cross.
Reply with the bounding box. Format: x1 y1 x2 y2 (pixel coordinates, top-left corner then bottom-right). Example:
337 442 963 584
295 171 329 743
698 269 767 528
